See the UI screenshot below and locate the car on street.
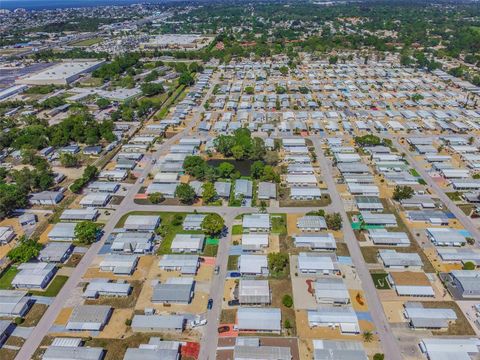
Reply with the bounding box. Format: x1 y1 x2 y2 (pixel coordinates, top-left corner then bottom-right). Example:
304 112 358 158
214 266 220 274
207 298 213 310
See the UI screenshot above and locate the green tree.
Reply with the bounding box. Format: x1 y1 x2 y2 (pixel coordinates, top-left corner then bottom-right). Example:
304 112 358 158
282 294 293 308
179 72 195 86
60 153 79 168
202 182 217 204
141 82 165 97
96 97 111 109
0 184 27 218
392 185 414 201
373 354 385 360
217 162 235 178
363 331 373 342
231 145 245 160
7 237 42 263
329 55 338 64
244 86 254 95
267 252 289 274
148 192 165 204
201 213 225 236
463 261 476 270
74 221 99 244
175 183 196 204
251 161 265 179
325 213 342 231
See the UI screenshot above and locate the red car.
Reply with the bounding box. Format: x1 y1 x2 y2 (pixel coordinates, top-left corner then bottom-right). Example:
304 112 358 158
218 325 230 333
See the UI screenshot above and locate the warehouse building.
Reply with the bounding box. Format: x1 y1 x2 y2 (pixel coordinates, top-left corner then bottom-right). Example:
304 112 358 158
16 60 104 85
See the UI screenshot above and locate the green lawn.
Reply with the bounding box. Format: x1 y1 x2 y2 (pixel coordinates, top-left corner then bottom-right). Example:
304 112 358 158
0 266 18 289
203 244 218 257
271 214 287 235
371 273 391 290
232 225 243 235
409 168 420 177
227 255 239 271
446 192 462 201
29 275 68 297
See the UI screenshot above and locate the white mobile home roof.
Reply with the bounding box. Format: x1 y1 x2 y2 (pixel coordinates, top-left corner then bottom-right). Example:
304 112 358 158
124 215 160 231
237 307 281 332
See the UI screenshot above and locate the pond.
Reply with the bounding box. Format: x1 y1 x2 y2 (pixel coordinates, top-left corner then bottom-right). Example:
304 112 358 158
207 159 254 176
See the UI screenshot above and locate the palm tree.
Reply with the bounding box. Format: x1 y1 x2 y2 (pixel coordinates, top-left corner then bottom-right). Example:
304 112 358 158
363 331 374 342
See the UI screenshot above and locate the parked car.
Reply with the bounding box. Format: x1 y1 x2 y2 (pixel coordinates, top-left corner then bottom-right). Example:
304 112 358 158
214 266 220 275
207 298 213 310
230 272 241 278
218 325 230 333
228 299 239 306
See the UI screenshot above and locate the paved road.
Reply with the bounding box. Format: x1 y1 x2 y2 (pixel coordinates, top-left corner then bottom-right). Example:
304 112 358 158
311 137 402 360
387 135 480 240
198 213 235 360
15 77 212 360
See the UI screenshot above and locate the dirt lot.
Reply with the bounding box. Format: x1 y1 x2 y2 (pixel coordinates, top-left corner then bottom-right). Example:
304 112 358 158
271 278 296 336
98 308 133 338
424 301 476 336
23 303 48 327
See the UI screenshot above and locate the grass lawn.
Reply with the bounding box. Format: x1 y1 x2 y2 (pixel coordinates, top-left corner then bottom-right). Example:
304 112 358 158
29 275 68 297
409 168 420 177
0 266 19 289
232 225 243 235
271 214 287 235
371 273 391 289
0 348 17 360
270 278 296 335
227 255 239 271
203 244 218 257
22 303 48 327
446 192 463 201
220 309 237 323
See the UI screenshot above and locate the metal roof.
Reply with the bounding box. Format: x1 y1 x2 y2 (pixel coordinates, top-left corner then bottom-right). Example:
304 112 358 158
42 346 104 360
237 307 281 332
